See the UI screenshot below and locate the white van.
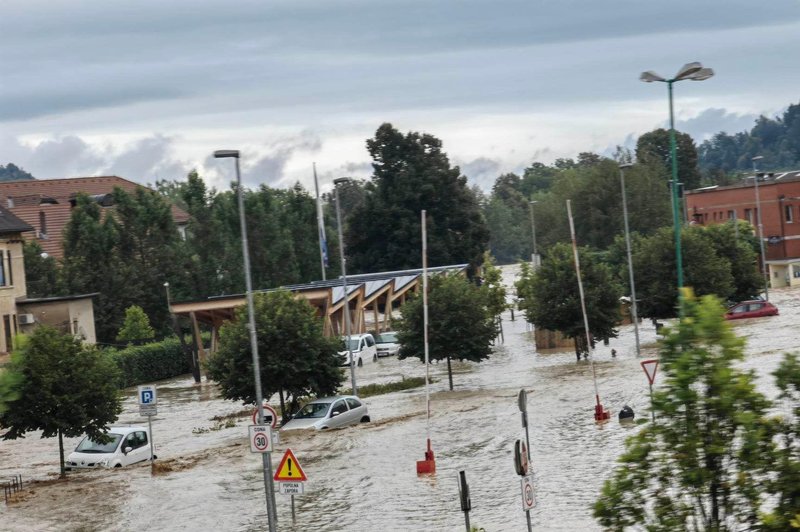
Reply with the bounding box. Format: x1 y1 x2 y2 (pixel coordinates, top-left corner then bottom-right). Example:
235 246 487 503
66 426 154 469
338 333 377 367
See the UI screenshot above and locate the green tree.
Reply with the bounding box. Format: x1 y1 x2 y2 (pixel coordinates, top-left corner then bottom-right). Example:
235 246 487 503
0 369 21 414
396 275 496 390
0 327 122 477
594 294 773 530
479 252 507 320
636 128 702 190
0 163 34 181
22 241 61 298
346 123 489 273
633 226 735 318
703 221 763 302
516 243 621 360
116 305 156 342
206 291 343 422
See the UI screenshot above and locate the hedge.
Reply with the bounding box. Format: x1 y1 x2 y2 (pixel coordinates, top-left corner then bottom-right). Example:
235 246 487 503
110 338 191 388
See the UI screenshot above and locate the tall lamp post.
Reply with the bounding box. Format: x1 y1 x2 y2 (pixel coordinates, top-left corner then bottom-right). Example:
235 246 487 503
640 62 714 297
333 177 357 395
213 149 277 532
619 163 641 357
528 200 539 267
752 155 770 301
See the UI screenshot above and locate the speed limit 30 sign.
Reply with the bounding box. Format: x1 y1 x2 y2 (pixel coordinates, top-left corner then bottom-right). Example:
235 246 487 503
248 425 273 453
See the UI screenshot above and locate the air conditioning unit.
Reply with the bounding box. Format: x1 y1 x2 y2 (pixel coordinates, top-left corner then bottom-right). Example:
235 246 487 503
36 230 48 240
18 314 35 325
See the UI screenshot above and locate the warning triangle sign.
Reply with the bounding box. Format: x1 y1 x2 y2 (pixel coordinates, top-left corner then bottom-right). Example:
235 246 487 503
274 448 307 482
640 359 659 385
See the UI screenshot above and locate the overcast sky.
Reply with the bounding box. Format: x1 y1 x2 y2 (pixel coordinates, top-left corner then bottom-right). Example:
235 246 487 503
2 0 800 192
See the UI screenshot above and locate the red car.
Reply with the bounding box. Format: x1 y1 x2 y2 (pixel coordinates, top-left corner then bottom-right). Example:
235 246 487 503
724 300 779 320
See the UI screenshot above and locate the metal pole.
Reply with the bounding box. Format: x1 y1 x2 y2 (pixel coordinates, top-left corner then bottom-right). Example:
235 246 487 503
313 163 327 281
667 80 684 294
518 390 533 532
291 494 296 523
148 415 155 472
232 155 277 532
334 184 357 395
528 201 538 267
422 211 430 439
526 511 533 532
649 384 655 423
619 165 641 357
752 158 770 301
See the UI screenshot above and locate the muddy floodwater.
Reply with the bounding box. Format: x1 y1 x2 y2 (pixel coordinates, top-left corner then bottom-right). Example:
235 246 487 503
2 265 798 531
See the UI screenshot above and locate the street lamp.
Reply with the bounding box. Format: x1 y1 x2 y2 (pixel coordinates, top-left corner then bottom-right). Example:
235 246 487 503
641 62 714 298
213 149 277 532
619 163 640 357
333 177 357 396
528 200 539 267
163 281 171 307
752 156 770 301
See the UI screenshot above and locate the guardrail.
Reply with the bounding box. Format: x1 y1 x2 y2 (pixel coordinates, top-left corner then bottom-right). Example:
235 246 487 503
2 475 23 504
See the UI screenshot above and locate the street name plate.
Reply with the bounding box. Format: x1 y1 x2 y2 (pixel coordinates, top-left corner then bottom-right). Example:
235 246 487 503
139 404 157 417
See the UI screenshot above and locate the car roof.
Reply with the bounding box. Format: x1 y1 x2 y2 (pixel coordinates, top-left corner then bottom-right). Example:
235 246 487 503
342 333 371 339
308 395 361 403
108 426 147 435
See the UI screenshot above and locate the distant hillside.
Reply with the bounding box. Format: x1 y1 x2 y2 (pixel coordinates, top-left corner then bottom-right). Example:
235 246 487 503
0 163 35 181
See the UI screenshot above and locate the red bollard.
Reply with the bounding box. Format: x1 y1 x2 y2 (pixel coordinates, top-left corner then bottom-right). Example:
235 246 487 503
416 438 436 474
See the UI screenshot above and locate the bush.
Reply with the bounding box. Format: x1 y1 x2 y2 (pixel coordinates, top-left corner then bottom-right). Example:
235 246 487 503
110 338 190 388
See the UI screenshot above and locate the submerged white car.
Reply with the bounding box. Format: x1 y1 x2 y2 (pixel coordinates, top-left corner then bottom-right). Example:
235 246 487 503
66 426 154 470
338 334 377 367
375 331 400 357
281 396 370 431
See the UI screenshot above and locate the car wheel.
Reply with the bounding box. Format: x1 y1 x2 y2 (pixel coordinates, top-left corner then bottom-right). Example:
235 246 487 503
360 415 370 423
357 358 363 367
114 464 122 468
373 353 378 362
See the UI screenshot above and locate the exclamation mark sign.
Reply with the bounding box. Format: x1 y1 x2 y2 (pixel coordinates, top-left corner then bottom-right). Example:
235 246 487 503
288 458 293 477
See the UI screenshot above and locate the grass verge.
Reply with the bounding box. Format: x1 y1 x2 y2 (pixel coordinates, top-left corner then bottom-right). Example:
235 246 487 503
341 376 432 398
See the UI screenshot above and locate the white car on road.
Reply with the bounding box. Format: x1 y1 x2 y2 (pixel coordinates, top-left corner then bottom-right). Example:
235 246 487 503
339 333 377 367
375 331 401 357
66 426 154 470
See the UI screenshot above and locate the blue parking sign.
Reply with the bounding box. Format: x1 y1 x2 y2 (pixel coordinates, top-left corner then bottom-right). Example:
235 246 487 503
138 385 157 405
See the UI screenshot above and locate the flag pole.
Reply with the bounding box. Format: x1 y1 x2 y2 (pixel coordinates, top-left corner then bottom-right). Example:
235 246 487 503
313 162 328 280
416 209 435 474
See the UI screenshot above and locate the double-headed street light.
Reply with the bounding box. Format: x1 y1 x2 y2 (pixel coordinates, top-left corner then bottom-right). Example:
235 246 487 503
752 155 770 301
641 62 714 298
213 149 277 532
619 163 640 357
333 177 357 396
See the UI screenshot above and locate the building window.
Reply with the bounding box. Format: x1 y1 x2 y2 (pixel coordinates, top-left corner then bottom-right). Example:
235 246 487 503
728 210 735 220
745 208 753 223
0 251 6 287
786 205 794 223
39 211 47 237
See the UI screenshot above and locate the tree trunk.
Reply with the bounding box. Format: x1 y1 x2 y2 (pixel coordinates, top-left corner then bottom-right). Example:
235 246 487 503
446 356 454 390
58 429 66 478
574 336 582 362
278 389 288 425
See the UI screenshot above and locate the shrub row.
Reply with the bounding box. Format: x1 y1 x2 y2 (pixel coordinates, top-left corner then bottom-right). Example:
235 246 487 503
110 338 190 389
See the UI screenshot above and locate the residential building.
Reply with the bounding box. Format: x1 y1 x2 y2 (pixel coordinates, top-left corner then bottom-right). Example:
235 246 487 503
685 171 800 288
0 176 189 259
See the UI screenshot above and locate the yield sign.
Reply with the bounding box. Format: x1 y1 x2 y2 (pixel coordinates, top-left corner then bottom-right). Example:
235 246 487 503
274 448 307 482
640 359 659 385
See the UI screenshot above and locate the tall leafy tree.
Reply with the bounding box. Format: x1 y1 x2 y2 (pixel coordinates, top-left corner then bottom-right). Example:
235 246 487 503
346 123 489 273
703 220 763 302
116 305 156 342
0 327 122 477
22 241 62 298
397 274 496 390
206 291 343 422
594 295 773 530
516 243 621 360
0 163 34 181
637 128 702 190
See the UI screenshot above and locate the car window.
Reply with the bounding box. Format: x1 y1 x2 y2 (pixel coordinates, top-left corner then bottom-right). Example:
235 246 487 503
294 402 330 419
731 305 747 314
750 303 764 311
365 335 375 347
75 433 123 453
331 400 348 416
378 332 397 343
346 398 362 409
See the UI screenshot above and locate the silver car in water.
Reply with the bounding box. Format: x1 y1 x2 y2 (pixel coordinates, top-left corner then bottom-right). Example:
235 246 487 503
280 395 370 431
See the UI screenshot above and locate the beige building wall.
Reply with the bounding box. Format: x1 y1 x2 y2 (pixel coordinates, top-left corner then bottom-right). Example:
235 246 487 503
0 238 27 353
18 297 97 345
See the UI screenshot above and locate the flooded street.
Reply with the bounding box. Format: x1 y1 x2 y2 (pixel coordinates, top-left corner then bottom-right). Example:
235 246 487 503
2 265 798 531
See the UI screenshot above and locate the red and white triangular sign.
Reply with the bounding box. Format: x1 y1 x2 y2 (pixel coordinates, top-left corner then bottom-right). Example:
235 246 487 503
274 448 307 482
640 359 659 385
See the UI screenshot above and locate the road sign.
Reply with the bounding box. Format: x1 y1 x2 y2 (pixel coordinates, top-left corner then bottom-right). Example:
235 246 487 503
139 404 157 417
274 448 307 481
252 403 278 428
249 425 273 453
640 359 659 385
517 389 528 413
514 439 529 476
278 482 305 495
138 385 157 405
520 475 535 511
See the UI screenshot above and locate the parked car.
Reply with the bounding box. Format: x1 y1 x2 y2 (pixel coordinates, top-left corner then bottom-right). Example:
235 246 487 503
280 395 370 431
724 300 779 320
338 333 377 366
375 331 400 357
65 426 154 470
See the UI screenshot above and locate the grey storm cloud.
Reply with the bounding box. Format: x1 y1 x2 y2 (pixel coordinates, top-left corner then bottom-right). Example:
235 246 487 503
458 157 503 191
675 108 759 141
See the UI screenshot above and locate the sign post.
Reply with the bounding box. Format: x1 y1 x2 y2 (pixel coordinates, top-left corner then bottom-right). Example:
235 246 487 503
274 449 307 523
137 385 157 470
640 359 659 423
457 470 471 532
517 390 533 532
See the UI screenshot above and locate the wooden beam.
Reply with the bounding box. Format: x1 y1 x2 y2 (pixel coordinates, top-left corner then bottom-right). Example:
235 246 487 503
190 311 207 378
